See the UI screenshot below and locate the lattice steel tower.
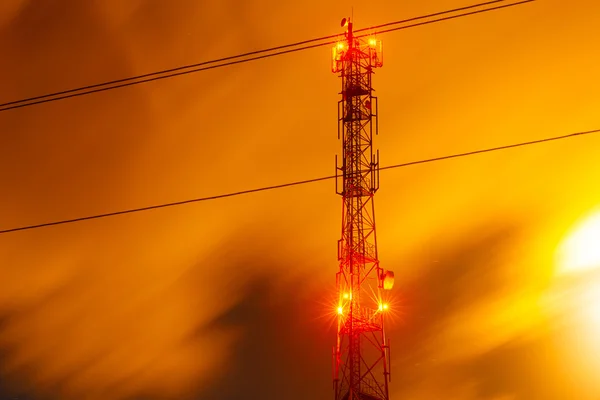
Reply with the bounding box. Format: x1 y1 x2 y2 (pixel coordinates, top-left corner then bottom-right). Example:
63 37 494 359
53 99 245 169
331 18 394 400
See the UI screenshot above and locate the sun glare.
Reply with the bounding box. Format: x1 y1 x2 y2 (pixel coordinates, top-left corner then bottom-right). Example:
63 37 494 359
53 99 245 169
557 208 600 275
553 207 600 358
582 284 600 332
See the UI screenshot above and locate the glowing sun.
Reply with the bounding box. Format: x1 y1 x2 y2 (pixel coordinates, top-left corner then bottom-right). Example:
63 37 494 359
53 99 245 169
555 208 600 338
557 208 600 275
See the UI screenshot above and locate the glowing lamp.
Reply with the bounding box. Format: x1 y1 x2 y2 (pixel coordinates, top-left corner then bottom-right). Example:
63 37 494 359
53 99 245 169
382 270 395 290
331 43 346 73
337 306 344 315
367 38 383 68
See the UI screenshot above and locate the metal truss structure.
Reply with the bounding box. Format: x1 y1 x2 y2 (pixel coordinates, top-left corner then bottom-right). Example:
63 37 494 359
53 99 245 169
331 18 394 400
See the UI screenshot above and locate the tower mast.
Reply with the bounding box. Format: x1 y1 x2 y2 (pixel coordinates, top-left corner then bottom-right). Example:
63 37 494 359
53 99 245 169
331 18 394 400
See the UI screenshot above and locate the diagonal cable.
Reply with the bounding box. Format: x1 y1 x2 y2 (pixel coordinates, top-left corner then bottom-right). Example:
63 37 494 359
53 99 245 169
1 127 596 235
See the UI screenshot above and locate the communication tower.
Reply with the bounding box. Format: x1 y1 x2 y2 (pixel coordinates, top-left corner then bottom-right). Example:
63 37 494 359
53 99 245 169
331 18 394 400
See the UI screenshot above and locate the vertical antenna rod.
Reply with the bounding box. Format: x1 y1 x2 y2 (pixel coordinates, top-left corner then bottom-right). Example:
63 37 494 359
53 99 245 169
331 17 394 400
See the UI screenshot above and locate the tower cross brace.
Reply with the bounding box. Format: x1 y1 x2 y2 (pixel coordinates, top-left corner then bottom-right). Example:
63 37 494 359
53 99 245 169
331 19 393 400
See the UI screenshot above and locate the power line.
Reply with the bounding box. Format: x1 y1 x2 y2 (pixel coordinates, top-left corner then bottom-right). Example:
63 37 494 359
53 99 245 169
0 42 338 112
0 41 336 112
1 127 597 235
355 0 511 33
356 0 533 38
380 128 599 170
0 0 533 113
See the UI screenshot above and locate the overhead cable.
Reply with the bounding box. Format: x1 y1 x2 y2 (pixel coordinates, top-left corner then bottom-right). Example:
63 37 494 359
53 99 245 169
1 127 596 235
0 0 534 112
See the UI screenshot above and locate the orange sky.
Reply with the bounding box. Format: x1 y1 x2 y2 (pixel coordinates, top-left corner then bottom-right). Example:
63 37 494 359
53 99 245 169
1 1 600 399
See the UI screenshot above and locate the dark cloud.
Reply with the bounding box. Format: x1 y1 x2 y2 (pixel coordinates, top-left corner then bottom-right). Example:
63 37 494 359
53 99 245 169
460 336 567 400
199 272 331 400
388 218 529 397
